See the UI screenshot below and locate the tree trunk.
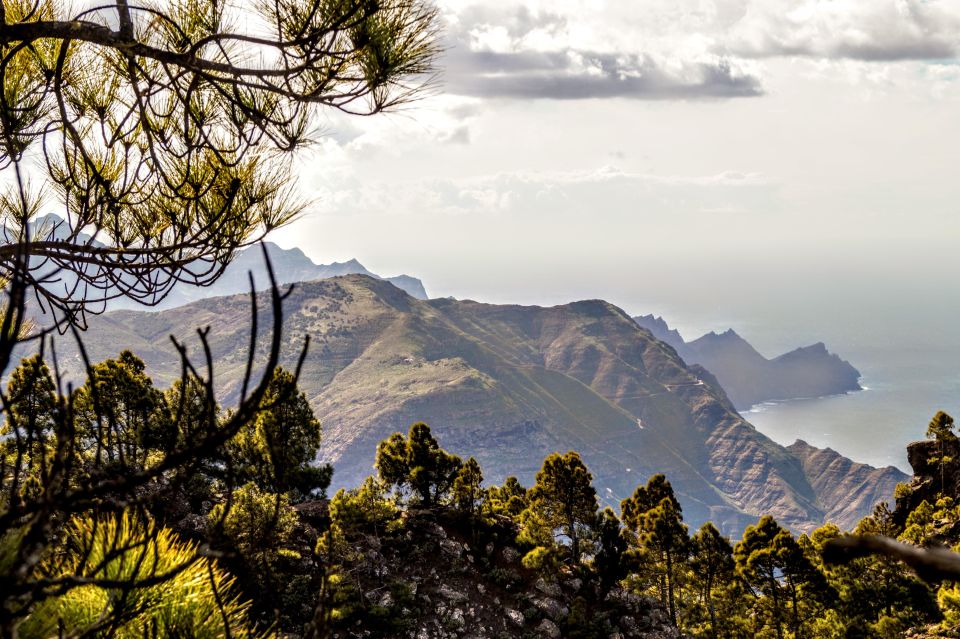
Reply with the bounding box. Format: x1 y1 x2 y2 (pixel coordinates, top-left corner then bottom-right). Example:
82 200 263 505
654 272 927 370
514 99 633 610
791 583 801 639
667 548 676 625
706 573 718 639
770 572 784 639
570 518 579 564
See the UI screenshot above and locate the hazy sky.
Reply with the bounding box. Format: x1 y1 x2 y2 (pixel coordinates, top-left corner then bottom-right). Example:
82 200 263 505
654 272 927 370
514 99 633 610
271 0 960 351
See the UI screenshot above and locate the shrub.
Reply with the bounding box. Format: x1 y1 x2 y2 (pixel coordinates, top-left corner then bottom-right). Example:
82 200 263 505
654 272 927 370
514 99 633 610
20 511 261 638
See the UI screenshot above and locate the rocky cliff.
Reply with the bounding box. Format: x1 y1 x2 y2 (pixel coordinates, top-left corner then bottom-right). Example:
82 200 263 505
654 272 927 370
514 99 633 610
634 315 862 410
894 436 960 532
787 440 907 529
46 276 893 534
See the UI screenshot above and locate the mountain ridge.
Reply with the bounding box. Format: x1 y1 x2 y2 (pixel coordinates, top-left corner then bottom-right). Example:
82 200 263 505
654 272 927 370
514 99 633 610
634 314 862 409
39 275 901 535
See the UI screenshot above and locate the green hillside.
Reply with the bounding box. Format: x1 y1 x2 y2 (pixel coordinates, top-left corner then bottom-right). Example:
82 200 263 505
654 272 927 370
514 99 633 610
52 275 905 533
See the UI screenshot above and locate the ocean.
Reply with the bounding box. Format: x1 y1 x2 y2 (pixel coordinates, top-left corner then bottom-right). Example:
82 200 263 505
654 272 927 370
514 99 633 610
629 276 960 475
744 351 960 472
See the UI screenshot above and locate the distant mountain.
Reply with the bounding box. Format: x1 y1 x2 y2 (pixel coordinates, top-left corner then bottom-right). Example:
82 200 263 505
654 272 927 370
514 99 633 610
129 242 429 309
47 275 898 534
21 215 429 310
634 315 862 410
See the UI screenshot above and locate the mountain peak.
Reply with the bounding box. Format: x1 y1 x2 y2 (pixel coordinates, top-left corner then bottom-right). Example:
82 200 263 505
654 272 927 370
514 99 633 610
632 315 861 410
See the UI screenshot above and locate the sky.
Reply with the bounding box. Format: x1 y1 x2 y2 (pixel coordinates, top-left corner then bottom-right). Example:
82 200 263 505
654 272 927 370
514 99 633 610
270 0 960 355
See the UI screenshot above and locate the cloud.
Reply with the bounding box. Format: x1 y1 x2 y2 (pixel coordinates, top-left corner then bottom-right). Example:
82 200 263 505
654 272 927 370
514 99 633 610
310 166 776 219
444 48 762 100
434 0 960 103
727 0 960 61
440 3 764 100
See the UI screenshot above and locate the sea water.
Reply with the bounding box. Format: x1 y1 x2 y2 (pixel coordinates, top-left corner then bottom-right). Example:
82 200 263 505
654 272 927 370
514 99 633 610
744 353 960 473
632 281 960 475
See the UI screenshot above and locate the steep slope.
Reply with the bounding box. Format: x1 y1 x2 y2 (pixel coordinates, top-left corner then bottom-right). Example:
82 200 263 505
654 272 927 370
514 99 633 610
50 276 886 533
786 439 907 529
634 315 862 409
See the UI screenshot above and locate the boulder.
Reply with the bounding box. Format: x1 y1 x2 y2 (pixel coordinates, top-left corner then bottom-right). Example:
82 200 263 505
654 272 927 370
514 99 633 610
533 597 569 620
505 608 525 627
535 577 562 598
536 619 561 638
439 583 468 603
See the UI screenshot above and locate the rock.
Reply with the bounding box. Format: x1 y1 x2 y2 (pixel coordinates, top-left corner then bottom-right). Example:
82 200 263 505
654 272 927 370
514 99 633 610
501 546 521 563
440 538 463 558
565 577 583 592
533 597 569 620
536 619 561 638
620 615 639 632
485 542 495 556
505 608 525 627
535 577 562 598
439 583 468 603
448 608 465 628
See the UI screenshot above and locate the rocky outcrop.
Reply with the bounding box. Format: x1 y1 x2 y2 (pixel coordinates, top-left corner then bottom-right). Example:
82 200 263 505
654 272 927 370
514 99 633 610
323 508 686 639
787 440 908 529
894 437 960 531
633 315 862 410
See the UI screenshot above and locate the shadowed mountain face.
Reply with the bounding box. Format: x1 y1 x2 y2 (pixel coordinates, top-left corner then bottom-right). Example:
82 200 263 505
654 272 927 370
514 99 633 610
47 276 896 534
634 315 862 410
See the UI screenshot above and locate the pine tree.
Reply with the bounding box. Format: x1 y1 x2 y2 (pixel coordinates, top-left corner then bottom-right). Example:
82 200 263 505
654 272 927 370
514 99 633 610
73 350 171 472
374 422 463 507
1 354 58 498
735 516 786 639
812 514 938 637
734 515 831 639
228 367 330 499
689 522 736 639
593 507 628 594
486 476 528 518
621 474 689 625
927 411 956 495
524 451 598 564
927 411 956 442
452 457 484 517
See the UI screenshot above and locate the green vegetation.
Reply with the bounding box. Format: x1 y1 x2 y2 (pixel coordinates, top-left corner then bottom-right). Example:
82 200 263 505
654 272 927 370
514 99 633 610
1 353 332 635
316 421 956 639
5 338 960 638
21 511 263 639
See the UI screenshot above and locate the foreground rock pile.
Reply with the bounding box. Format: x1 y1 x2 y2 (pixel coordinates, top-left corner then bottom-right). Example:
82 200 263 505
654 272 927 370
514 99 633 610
327 508 685 639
